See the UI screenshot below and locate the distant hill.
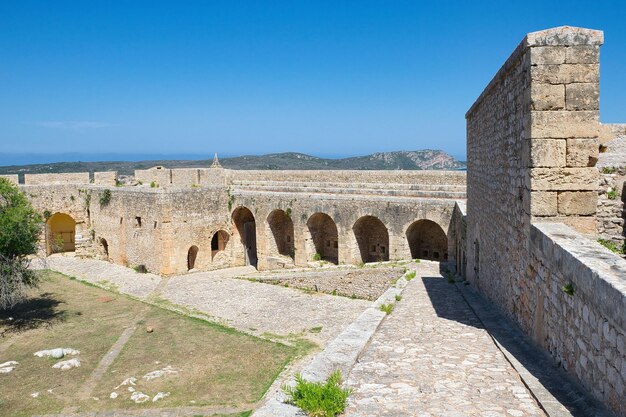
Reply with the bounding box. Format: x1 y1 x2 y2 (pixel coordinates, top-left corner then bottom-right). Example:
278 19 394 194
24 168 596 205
0 150 466 177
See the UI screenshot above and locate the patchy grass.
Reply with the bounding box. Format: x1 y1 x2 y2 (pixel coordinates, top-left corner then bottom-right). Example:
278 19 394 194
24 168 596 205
379 303 394 315
283 370 352 417
0 271 298 416
598 238 626 255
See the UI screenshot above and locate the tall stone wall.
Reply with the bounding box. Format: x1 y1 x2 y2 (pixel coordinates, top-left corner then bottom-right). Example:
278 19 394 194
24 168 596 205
24 172 90 185
466 26 625 415
0 174 19 184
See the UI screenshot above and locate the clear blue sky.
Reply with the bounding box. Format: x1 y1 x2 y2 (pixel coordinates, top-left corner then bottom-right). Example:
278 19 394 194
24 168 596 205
1 0 625 163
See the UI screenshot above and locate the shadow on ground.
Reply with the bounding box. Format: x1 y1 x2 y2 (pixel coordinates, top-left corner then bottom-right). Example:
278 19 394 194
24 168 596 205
0 293 66 336
422 274 613 417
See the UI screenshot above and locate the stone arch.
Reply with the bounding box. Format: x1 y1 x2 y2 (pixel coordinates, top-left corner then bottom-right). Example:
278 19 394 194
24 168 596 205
406 219 448 261
306 212 338 264
46 213 76 255
232 206 257 267
187 245 199 270
100 237 109 261
353 215 389 263
211 230 229 260
267 209 294 257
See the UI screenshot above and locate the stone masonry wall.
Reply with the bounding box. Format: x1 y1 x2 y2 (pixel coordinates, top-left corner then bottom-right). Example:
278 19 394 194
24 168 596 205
24 172 90 185
0 174 18 184
466 26 624 415
530 223 626 414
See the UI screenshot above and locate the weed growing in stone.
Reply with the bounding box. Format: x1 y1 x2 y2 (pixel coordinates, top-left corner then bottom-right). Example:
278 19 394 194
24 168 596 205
379 303 394 315
602 166 617 174
309 326 323 334
405 271 416 281
414 259 421 263
606 189 617 200
99 189 111 207
561 283 575 296
150 181 158 188
282 370 352 417
313 253 322 261
394 295 402 302
598 238 626 254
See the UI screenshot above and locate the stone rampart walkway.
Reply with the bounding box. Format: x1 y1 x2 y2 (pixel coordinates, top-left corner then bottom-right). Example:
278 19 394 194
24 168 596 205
345 262 546 417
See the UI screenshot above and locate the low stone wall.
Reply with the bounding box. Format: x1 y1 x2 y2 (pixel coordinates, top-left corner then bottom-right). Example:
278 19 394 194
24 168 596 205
0 174 19 184
24 172 90 185
529 222 626 414
597 167 625 250
246 266 406 300
94 171 118 186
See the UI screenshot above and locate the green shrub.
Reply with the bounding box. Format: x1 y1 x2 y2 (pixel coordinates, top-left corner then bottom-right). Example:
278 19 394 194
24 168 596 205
379 303 394 315
607 189 617 200
561 283 575 296
405 271 416 281
414 259 421 263
313 253 322 261
602 166 617 174
598 238 626 254
150 181 158 188
283 370 352 417
394 295 402 302
99 189 111 207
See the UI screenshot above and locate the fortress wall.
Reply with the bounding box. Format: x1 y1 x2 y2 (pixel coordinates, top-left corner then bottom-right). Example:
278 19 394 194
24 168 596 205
0 174 19 184
94 171 118 186
88 188 164 273
24 172 90 185
530 223 626 414
227 169 467 186
134 167 171 187
466 26 624 414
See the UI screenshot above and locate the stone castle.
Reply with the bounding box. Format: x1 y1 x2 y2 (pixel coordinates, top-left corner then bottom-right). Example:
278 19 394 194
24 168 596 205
1 26 625 416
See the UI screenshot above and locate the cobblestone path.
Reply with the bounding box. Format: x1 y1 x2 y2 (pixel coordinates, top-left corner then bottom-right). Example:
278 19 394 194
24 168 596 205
345 262 546 417
162 269 371 345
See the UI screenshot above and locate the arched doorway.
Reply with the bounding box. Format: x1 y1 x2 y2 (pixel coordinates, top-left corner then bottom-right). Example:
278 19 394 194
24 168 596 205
353 215 389 263
232 207 257 267
187 245 199 270
211 230 229 260
306 212 338 264
46 213 76 255
100 238 109 261
267 209 294 258
406 219 448 261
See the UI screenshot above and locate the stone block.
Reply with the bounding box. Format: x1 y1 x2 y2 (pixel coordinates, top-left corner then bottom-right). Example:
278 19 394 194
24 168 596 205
530 46 566 65
529 110 599 139
531 64 599 84
566 83 599 111
526 27 604 47
529 139 566 167
531 191 558 216
531 83 565 110
530 167 599 191
566 138 599 167
558 191 597 215
566 46 600 64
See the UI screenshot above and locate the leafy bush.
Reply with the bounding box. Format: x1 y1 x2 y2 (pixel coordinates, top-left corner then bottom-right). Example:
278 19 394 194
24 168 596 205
283 370 352 417
99 189 112 207
405 271 416 281
561 283 575 296
150 181 158 188
313 253 322 261
607 189 617 200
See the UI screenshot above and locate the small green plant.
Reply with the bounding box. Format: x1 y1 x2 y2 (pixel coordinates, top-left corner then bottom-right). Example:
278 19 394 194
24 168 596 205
115 179 123 187
405 271 416 281
282 370 352 417
99 189 111 207
286 207 292 217
602 166 617 174
43 209 51 220
414 259 421 263
150 181 158 188
133 264 148 273
70 195 75 201
598 238 626 254
562 283 575 296
309 326 323 334
313 253 322 261
379 303 394 315
394 295 402 302
356 261 365 268
331 289 337 296
227 194 236 211
607 189 617 200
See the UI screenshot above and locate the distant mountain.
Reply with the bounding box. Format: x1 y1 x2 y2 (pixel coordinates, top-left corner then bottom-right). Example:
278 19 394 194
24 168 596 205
0 150 466 176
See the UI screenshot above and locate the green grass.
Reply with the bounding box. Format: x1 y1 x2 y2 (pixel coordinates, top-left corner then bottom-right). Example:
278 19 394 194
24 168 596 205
282 370 352 417
394 295 402 302
0 271 298 416
607 189 618 200
405 271 416 281
598 238 626 255
379 303 394 315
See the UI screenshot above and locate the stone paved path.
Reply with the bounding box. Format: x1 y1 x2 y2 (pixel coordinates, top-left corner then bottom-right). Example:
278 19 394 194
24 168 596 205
162 269 372 345
345 262 546 417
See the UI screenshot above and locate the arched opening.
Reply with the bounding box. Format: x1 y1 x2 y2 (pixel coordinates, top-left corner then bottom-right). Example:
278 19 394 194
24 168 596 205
267 209 294 258
406 219 448 261
353 215 389 263
232 207 257 267
46 213 76 255
306 213 338 264
187 245 199 270
100 238 109 261
211 230 229 260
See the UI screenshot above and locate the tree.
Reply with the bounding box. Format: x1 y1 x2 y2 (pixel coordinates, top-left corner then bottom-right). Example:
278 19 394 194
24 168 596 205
0 178 42 309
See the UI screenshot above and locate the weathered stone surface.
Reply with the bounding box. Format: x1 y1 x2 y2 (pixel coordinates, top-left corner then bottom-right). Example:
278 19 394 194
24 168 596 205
566 138 599 167
566 83 599 110
558 191 597 215
526 26 604 47
530 110 600 139
529 167 599 191
566 46 600 64
0 174 19 185
530 46 566 65
531 191 558 216
529 139 566 167
531 64 599 84
531 83 565 110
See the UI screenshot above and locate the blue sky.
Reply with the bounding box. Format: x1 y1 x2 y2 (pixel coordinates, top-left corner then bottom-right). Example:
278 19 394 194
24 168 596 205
1 1 625 163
